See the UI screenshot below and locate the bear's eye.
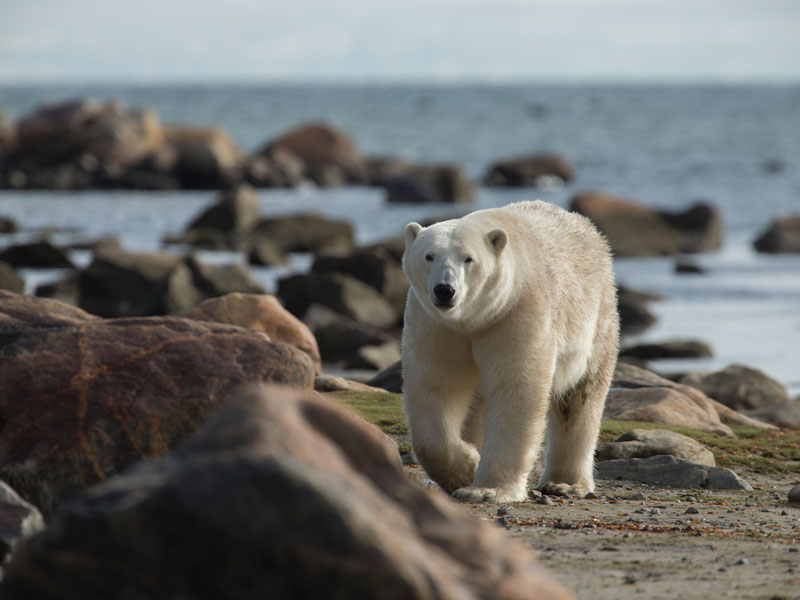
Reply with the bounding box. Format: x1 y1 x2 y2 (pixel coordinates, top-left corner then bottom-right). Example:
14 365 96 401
464 256 473 264
425 254 433 262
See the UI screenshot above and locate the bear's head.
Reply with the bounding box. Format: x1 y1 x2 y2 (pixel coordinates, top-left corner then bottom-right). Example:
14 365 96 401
402 218 509 330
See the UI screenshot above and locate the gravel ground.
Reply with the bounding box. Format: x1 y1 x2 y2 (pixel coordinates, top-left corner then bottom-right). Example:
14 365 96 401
405 465 800 600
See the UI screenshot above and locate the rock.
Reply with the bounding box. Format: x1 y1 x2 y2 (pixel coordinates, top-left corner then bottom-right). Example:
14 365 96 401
789 485 800 504
162 125 243 189
754 215 800 253
364 155 412 186
617 285 660 335
596 455 752 490
184 184 260 245
0 480 45 565
244 147 306 188
0 384 572 600
0 111 16 159
619 339 713 361
352 341 403 371
570 192 680 256
259 121 367 185
312 246 408 317
184 293 322 374
384 164 473 204
247 238 288 266
0 240 75 269
679 365 789 411
35 273 80 306
13 99 163 169
597 429 716 466
0 216 19 233
675 260 706 274
0 261 24 293
278 272 397 329
746 398 800 427
313 374 387 393
657 202 723 253
366 360 403 393
182 256 266 299
307 304 399 367
249 213 354 255
0 291 316 515
484 153 574 187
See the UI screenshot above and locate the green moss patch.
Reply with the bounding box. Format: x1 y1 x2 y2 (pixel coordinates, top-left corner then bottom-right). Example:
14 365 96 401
324 390 407 436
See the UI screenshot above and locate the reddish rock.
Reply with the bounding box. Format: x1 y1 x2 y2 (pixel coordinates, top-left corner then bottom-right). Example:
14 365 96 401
657 202 723 253
0 291 315 515
163 125 243 189
249 213 354 255
185 293 322 374
1 385 573 600
260 121 367 185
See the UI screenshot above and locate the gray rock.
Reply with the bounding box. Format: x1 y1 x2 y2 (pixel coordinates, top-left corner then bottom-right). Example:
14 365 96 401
619 339 713 361
0 480 45 564
754 214 800 253
384 164 473 204
596 455 752 490
597 429 716 466
366 360 403 393
789 485 800 504
744 398 800 427
0 261 24 294
679 364 788 411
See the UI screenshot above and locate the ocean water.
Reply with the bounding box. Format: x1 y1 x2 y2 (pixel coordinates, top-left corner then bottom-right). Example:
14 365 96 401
1 83 799 394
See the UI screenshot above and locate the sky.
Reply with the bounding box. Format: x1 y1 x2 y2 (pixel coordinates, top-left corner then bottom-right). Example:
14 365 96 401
1 0 799 83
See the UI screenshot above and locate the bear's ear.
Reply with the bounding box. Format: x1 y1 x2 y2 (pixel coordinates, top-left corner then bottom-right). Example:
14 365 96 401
405 222 423 249
488 229 508 254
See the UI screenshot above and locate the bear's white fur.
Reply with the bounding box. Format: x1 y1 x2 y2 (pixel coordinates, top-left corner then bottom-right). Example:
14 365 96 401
402 200 619 503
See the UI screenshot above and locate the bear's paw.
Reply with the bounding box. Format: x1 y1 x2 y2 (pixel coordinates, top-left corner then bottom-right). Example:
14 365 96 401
451 485 527 504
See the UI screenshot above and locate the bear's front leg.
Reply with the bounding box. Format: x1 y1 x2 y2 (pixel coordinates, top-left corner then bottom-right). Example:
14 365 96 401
452 336 553 504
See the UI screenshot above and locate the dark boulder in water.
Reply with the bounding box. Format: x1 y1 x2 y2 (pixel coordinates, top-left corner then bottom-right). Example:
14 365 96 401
484 153 574 187
753 214 800 253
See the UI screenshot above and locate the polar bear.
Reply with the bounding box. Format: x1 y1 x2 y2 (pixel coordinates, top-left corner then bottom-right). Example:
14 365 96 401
402 200 619 503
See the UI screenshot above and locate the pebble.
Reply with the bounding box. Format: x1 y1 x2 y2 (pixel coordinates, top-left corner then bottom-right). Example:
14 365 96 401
495 517 510 528
584 492 599 500
789 548 798 553
789 484 800 504
649 508 660 515
685 506 700 515
401 453 418 465
630 492 647 501
538 495 554 505
497 506 510 516
781 510 789 516
735 558 749 566
686 496 698 503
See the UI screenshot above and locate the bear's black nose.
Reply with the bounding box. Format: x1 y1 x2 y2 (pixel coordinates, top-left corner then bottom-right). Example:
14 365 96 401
433 284 455 302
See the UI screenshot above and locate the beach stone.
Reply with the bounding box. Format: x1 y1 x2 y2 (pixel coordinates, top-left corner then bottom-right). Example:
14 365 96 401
0 384 572 600
247 238 288 266
0 261 24 293
13 99 163 168
596 455 752 490
657 202 723 253
679 364 789 411
161 125 243 189
570 192 681 257
384 163 473 204
244 147 307 188
754 215 800 253
312 246 408 317
259 121 367 185
352 341 403 371
597 429 715 465
617 285 659 335
182 256 265 298
788 485 800 504
185 293 322 374
0 480 45 565
364 155 413 186
484 153 574 187
307 304 398 367
620 339 712 361
0 240 75 269
0 216 18 233
277 271 398 329
675 260 706 274
366 360 403 393
34 273 80 306
184 184 260 244
313 374 386 393
0 111 16 158
746 398 800 427
249 213 354 255
0 290 315 516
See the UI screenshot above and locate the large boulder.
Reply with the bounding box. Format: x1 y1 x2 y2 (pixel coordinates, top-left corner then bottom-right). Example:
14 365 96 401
657 202 722 253
617 285 660 335
12 99 163 169
678 364 789 411
0 291 315 515
384 164 474 204
606 363 774 436
484 153 574 187
0 240 75 269
0 385 572 600
249 213 354 255
570 192 680 256
312 246 408 317
597 429 716 465
185 293 322 374
596 455 751 490
753 215 800 253
258 121 367 185
0 216 18 233
278 272 398 329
